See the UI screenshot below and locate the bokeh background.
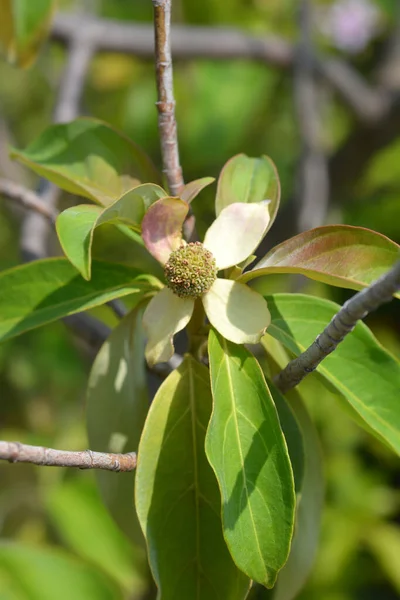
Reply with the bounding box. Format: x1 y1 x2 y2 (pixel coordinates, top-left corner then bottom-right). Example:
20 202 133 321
0 0 399 598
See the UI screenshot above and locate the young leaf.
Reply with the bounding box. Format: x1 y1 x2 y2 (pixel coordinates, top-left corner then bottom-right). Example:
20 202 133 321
0 258 154 342
10 118 161 205
87 306 149 544
180 177 215 203
267 293 400 456
0 0 54 67
269 387 324 600
135 355 250 600
206 330 296 588
215 154 280 234
240 225 400 298
56 184 167 279
0 542 121 600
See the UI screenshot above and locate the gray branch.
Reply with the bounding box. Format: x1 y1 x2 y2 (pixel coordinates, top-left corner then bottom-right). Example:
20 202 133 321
0 441 137 472
274 261 400 393
51 11 385 122
0 178 57 222
293 0 329 233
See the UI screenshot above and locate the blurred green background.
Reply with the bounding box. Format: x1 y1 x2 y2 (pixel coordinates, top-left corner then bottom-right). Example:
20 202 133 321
0 0 399 598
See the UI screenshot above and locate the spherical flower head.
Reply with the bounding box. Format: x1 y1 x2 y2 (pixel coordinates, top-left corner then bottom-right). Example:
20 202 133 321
164 242 218 299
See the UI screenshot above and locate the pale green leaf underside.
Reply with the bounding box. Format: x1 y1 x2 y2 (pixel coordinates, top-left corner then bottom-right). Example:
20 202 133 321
87 307 149 544
0 258 153 342
267 293 400 456
206 330 296 588
135 356 250 600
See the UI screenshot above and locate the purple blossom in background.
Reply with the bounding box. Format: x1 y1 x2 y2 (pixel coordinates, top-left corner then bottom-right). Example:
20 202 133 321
318 0 381 54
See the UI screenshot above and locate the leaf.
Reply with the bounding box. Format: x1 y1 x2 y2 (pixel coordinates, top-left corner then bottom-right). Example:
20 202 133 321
180 176 215 203
87 306 149 544
268 383 305 494
0 0 54 67
46 479 146 594
206 330 296 587
240 225 400 298
267 293 400 456
0 542 122 600
10 118 161 205
215 154 280 234
0 258 154 342
56 184 167 279
135 355 250 600
269 388 324 600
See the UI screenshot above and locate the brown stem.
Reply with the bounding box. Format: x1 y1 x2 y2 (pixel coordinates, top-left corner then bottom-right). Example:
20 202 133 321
0 178 58 222
0 441 137 472
152 0 184 196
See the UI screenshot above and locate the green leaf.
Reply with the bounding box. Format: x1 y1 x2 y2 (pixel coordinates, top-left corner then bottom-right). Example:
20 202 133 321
267 293 400 456
135 355 250 600
0 258 154 342
241 225 400 298
56 184 167 279
215 154 280 233
87 306 149 544
270 388 324 600
46 479 145 593
269 383 305 494
0 542 122 600
206 330 296 587
10 118 161 205
0 0 54 67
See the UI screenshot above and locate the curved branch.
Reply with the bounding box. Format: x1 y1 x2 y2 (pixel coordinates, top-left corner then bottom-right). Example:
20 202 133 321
274 261 400 393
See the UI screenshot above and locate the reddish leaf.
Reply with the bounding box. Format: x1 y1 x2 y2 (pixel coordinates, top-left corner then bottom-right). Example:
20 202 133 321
240 225 400 297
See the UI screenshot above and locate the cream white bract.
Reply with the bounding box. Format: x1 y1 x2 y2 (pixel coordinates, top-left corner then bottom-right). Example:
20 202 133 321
141 197 271 366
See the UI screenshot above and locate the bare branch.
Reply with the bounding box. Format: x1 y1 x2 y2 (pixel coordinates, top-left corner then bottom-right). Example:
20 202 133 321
293 0 329 233
152 0 183 196
0 441 137 472
51 12 385 122
274 261 400 393
0 178 57 222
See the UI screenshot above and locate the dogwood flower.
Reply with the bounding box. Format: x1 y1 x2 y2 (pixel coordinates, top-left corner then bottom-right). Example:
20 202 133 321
141 197 271 366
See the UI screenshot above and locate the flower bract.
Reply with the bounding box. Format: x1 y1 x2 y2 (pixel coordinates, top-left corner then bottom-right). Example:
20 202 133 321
141 197 272 366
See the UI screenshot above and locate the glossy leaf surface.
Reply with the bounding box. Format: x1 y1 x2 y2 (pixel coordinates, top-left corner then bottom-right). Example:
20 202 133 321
0 542 121 600
206 330 296 587
267 294 400 456
0 258 153 342
0 0 54 67
135 356 250 600
241 225 400 298
56 184 166 279
215 154 280 234
11 118 160 205
87 306 149 544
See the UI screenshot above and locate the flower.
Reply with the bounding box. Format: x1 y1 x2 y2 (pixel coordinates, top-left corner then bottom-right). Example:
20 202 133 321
141 197 272 366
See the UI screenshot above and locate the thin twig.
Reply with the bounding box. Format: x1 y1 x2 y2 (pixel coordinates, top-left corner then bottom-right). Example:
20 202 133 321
274 261 400 393
293 0 329 233
152 0 184 196
0 441 137 472
0 178 58 222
